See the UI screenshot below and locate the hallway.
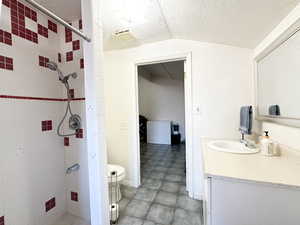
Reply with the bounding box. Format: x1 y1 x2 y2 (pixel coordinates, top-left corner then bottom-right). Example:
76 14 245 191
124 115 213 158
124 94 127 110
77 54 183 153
118 144 203 225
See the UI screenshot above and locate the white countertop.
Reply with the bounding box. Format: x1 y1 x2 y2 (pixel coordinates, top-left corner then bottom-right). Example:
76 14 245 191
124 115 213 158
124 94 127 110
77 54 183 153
202 138 300 187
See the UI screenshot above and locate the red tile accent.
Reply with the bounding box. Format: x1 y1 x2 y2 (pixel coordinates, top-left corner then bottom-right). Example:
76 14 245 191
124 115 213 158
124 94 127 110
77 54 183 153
76 129 83 139
80 58 84 69
66 51 73 62
0 29 12 46
8 0 38 44
0 55 14 71
0 95 86 102
65 26 72 43
71 191 78 202
39 56 49 67
48 20 57 33
69 89 75 98
38 24 48 38
0 216 4 225
72 40 80 51
2 0 10 7
64 137 70 146
45 197 56 212
58 53 62 63
79 19 82 30
42 120 52 131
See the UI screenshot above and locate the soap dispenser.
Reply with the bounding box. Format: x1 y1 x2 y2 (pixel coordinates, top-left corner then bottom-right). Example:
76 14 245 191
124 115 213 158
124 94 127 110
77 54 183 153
260 131 278 156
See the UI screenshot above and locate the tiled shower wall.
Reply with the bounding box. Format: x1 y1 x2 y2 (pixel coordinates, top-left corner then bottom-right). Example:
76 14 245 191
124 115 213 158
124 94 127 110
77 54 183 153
0 0 89 224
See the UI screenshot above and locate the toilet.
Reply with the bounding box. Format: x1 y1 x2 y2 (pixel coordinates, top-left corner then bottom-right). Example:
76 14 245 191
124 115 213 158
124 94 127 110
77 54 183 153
107 164 126 202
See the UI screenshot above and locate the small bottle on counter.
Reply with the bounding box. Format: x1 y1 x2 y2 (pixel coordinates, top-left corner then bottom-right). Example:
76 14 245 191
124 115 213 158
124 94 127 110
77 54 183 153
260 131 279 156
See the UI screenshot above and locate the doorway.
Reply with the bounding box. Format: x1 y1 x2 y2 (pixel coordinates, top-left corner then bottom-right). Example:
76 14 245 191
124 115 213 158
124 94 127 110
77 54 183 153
132 53 194 197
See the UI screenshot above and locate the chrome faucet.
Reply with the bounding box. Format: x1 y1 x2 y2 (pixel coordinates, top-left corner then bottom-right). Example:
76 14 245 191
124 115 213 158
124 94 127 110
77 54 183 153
240 132 255 148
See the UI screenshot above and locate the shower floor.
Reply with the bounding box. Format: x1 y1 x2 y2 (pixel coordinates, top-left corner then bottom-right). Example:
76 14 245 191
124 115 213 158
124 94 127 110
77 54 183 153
52 213 90 225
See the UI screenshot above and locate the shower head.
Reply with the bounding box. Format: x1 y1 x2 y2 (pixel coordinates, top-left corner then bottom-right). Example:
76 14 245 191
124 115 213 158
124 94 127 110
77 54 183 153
67 72 78 79
46 61 58 71
46 61 66 82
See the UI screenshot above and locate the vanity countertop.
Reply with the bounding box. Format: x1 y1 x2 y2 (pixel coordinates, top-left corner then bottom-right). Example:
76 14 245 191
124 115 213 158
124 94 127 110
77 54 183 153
202 138 300 187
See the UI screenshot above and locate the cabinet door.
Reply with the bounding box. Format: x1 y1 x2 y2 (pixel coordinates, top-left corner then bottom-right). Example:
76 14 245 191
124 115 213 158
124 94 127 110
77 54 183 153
211 178 300 225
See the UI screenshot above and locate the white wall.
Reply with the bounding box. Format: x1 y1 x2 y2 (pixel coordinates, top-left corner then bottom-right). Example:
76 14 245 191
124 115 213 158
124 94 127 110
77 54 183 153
254 2 300 150
103 39 253 198
138 74 186 141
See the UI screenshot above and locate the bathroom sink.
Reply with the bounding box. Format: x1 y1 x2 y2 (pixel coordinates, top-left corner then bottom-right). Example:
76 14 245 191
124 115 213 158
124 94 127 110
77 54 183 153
208 140 259 154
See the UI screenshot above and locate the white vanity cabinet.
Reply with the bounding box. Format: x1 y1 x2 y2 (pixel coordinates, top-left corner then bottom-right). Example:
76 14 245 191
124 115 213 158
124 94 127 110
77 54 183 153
205 176 300 225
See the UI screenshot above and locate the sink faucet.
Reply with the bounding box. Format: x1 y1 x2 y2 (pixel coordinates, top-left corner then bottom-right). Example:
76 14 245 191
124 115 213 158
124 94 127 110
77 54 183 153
240 132 255 148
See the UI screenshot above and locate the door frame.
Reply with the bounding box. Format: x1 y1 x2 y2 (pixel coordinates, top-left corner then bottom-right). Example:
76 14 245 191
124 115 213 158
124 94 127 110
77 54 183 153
132 52 194 197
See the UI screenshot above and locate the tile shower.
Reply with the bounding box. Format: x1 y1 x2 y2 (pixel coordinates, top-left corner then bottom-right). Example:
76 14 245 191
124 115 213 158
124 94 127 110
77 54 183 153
0 0 89 224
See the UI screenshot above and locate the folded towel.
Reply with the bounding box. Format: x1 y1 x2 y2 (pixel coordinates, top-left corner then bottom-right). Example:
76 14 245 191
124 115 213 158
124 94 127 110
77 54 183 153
239 106 253 135
269 105 280 116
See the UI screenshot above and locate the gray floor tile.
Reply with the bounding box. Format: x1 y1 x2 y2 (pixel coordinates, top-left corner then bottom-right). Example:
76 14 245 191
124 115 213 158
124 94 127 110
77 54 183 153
179 185 188 196
119 198 130 214
161 182 180 193
143 221 163 225
164 174 182 183
117 216 144 225
119 143 203 225
167 168 185 175
172 208 202 225
121 185 138 199
147 204 175 225
176 195 202 212
154 191 178 207
153 166 168 172
135 187 158 202
124 199 151 218
150 171 166 180
142 179 162 190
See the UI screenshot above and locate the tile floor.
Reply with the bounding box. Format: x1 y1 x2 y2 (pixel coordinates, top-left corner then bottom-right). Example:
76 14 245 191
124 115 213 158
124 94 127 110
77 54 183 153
117 143 203 225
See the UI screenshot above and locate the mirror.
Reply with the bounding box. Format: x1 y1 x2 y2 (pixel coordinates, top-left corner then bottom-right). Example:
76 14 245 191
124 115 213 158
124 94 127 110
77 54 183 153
257 28 300 123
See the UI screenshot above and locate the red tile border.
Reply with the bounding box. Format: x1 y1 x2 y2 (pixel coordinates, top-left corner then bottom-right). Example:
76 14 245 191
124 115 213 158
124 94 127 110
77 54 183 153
69 89 75 98
65 26 72 43
0 95 85 102
42 120 52 131
0 29 12 46
0 55 14 71
2 0 10 7
39 56 49 67
79 19 82 30
38 24 48 38
71 191 78 202
48 20 57 33
76 129 83 139
66 51 73 62
9 0 38 43
72 40 80 51
45 197 56 212
64 137 70 146
0 216 4 225
80 58 84 69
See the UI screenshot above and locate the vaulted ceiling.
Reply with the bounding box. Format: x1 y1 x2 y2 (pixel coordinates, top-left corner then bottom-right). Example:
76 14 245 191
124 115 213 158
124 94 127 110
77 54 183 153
35 0 300 50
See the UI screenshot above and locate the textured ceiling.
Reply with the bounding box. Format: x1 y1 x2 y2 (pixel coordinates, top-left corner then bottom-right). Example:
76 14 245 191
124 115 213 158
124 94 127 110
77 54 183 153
34 0 300 50
139 61 184 81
